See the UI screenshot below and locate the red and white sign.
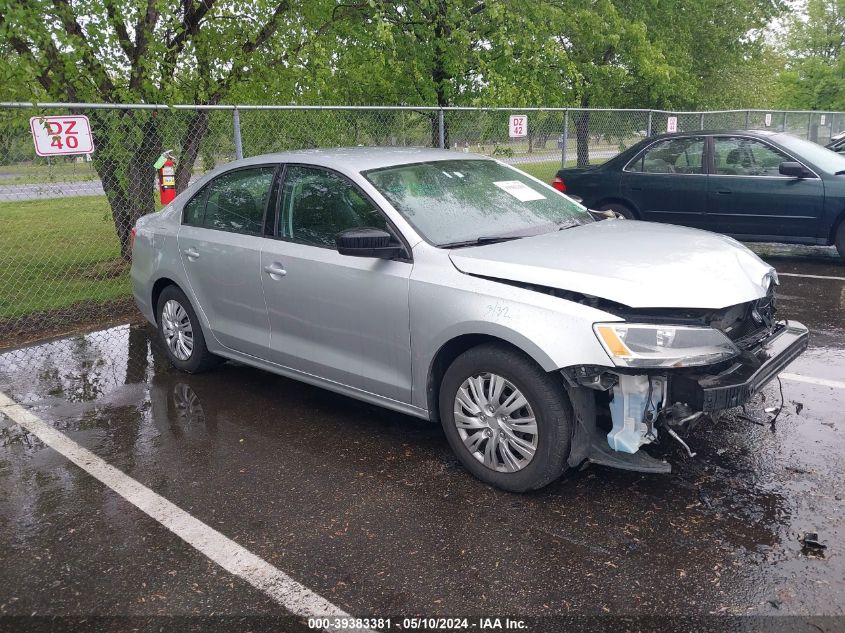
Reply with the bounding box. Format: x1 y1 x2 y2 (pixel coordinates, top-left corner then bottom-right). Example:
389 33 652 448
29 115 94 156
509 115 528 138
765 113 772 127
666 116 678 133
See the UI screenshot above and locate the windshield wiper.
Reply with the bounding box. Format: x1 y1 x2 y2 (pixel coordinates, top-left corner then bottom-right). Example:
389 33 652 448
835 170 845 175
439 222 578 249
438 235 523 249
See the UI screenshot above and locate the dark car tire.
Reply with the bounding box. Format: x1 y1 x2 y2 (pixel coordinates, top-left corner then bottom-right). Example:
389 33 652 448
439 344 573 492
836 221 845 259
156 285 222 373
598 202 636 220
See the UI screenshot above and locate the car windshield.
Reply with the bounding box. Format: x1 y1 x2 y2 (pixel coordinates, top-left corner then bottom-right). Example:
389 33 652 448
774 134 845 174
363 159 592 246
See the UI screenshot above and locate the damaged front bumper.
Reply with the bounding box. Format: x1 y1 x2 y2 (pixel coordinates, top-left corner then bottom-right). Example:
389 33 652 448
563 320 809 473
669 321 809 412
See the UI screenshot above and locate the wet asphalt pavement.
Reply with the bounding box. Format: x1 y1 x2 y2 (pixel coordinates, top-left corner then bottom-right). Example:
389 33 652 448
0 245 844 631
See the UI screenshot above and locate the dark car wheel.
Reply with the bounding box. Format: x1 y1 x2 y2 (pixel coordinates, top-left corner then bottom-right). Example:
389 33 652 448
439 344 573 492
836 221 845 259
156 285 222 373
598 202 636 220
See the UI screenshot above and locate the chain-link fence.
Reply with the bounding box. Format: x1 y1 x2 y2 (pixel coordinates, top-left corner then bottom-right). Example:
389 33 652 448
1 103 844 348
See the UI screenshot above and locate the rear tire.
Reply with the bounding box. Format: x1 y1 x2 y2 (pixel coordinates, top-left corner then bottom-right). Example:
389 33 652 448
156 285 222 373
439 344 572 492
836 221 845 259
598 202 636 220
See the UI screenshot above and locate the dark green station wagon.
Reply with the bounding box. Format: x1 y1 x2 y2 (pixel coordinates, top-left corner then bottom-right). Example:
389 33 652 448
553 130 845 258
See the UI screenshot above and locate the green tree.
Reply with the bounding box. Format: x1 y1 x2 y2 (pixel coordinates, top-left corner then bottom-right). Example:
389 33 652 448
775 0 845 110
0 0 341 257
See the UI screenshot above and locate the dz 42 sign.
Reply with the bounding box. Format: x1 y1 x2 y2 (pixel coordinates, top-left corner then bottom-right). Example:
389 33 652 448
29 115 94 156
509 115 528 138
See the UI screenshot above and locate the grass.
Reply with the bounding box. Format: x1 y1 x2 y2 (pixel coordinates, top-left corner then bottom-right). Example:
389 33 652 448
514 160 563 183
512 158 606 183
0 196 128 319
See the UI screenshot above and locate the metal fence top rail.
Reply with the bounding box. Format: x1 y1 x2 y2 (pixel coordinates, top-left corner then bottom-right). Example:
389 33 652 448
2 102 844 115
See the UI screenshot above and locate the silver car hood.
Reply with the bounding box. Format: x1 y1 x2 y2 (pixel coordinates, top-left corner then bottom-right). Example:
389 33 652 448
448 221 774 309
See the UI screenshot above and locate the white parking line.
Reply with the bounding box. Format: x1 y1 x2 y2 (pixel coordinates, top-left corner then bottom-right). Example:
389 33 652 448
0 391 368 630
781 373 845 390
778 272 845 281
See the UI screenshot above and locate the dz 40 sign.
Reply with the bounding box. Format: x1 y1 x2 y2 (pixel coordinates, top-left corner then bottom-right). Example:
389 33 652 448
30 115 95 156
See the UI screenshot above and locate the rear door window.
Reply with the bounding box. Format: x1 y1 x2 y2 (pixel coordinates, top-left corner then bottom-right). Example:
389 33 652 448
628 137 705 174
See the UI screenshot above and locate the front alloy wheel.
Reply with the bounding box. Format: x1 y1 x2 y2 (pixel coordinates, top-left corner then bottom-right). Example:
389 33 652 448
454 373 538 472
439 344 573 492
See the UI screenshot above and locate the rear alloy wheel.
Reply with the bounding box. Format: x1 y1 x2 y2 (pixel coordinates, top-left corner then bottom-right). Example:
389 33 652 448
439 344 573 492
156 285 221 373
598 202 636 220
836 221 845 259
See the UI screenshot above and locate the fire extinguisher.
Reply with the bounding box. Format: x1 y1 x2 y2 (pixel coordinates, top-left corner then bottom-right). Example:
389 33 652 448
155 150 177 205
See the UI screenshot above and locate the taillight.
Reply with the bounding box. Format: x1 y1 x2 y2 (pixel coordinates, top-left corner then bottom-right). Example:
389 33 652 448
129 227 137 251
552 176 566 192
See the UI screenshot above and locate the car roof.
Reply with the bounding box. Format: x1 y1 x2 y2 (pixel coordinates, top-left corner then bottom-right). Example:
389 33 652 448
223 147 491 173
647 129 780 141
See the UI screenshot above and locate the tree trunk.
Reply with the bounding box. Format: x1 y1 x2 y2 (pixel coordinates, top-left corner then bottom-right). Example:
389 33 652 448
123 112 163 259
88 110 133 260
175 110 210 193
576 102 591 168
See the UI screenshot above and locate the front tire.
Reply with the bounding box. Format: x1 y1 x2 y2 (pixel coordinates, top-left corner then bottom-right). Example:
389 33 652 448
836 221 845 259
156 285 221 373
439 344 573 492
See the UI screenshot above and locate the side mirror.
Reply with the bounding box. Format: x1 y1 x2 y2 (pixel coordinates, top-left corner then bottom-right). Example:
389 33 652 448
335 228 404 259
779 161 811 178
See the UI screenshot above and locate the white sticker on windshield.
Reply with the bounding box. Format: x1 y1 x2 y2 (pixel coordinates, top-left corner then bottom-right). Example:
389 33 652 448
493 180 546 202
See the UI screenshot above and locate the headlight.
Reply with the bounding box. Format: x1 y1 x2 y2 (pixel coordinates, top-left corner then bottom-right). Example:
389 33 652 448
593 323 739 368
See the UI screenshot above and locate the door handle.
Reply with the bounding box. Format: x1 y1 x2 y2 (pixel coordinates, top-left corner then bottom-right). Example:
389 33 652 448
629 186 643 191
716 190 732 195
264 263 287 278
183 247 200 260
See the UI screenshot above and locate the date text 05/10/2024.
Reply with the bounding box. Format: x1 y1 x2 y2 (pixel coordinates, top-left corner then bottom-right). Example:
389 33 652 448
307 617 528 630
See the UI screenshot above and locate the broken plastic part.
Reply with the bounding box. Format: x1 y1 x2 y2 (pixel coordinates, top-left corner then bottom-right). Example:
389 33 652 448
607 374 664 454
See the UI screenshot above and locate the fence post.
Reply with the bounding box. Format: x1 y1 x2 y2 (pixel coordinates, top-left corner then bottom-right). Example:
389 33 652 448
807 113 813 140
745 110 750 129
782 111 787 132
647 110 653 137
438 109 445 149
561 109 569 168
700 113 705 130
233 107 244 160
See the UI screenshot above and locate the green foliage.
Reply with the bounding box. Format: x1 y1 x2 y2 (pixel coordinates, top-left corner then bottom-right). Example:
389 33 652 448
774 0 845 110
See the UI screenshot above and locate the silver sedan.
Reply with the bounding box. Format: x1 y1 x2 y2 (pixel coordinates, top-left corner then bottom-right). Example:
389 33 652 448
131 147 808 491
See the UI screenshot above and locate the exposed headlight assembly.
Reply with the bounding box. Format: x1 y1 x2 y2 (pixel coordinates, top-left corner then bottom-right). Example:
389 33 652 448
593 323 739 368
